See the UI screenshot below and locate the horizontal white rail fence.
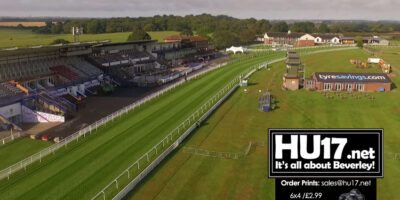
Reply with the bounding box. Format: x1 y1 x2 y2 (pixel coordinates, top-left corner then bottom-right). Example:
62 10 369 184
93 78 241 200
92 54 296 200
0 132 23 146
248 44 356 52
0 59 233 181
0 45 354 183
94 46 359 200
0 47 287 180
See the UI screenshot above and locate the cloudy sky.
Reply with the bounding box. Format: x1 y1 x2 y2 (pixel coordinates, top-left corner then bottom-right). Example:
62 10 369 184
0 0 399 20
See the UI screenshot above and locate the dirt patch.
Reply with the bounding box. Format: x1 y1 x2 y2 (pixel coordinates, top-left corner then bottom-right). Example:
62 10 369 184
0 22 46 27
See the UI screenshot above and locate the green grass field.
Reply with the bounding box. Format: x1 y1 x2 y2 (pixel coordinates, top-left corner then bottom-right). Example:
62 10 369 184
125 48 400 200
0 138 51 170
0 28 179 49
0 46 343 200
0 50 293 200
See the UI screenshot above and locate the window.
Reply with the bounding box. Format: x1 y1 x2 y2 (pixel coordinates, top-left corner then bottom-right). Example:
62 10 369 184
356 84 364 91
334 83 343 91
345 83 353 91
306 80 314 89
323 83 332 91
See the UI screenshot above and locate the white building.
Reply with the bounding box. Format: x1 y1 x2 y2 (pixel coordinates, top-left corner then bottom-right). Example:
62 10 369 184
314 34 341 45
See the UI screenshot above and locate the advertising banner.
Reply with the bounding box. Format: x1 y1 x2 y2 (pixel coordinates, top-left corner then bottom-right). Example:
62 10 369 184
268 129 383 200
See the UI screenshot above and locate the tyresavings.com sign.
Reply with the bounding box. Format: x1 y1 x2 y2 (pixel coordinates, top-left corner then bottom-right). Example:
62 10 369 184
318 74 387 81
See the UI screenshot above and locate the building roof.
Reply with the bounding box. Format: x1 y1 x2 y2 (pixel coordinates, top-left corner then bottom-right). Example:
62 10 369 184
188 36 208 42
265 32 305 39
314 72 391 83
164 35 187 41
285 67 300 78
164 35 208 42
341 36 382 41
286 58 301 66
314 34 341 40
259 92 270 106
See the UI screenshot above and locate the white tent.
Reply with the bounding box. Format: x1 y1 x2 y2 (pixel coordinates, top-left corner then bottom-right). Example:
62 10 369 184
226 46 245 54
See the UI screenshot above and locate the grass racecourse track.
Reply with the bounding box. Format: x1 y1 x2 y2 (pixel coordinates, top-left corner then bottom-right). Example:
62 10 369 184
0 47 379 200
0 138 51 170
0 28 179 48
0 49 297 200
125 48 400 200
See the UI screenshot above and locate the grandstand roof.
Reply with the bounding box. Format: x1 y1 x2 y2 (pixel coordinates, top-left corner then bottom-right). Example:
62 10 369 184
164 35 208 43
0 41 106 57
92 40 157 48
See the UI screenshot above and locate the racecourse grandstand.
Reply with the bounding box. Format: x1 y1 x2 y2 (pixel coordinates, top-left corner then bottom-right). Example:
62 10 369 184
0 38 216 138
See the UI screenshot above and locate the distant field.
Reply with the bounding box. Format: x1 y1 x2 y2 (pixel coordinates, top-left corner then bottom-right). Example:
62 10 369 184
0 28 179 48
0 22 46 27
126 48 400 200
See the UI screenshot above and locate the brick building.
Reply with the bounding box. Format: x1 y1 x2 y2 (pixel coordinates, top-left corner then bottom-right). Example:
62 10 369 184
264 31 315 46
305 72 391 92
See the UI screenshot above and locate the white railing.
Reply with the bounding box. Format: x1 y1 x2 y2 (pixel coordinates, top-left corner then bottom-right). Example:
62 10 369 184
93 46 360 200
92 76 242 200
248 44 356 52
91 54 290 200
0 49 275 180
0 45 355 194
0 132 23 146
0 60 232 181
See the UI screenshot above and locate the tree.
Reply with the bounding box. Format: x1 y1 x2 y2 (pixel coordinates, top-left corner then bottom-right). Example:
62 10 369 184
16 24 24 29
87 20 101 34
238 29 256 44
355 36 363 48
318 23 330 33
290 22 315 33
212 30 240 49
127 29 151 41
271 22 289 32
143 23 154 31
51 22 63 34
180 28 193 36
51 39 70 44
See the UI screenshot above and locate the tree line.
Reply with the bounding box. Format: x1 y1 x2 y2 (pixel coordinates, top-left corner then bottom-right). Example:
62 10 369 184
15 14 400 49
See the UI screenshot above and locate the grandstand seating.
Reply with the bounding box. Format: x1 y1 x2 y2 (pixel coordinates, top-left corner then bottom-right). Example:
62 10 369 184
0 88 8 98
90 54 127 66
50 65 81 81
63 57 103 78
0 56 102 83
0 82 23 96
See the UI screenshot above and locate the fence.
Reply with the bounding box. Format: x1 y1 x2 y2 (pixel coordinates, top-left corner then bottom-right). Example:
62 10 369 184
93 75 242 200
183 146 245 160
0 45 356 193
96 46 362 200
0 132 23 146
248 44 356 52
0 59 232 181
92 52 302 200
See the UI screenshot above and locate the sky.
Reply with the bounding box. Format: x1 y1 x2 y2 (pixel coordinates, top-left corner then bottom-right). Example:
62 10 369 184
0 0 399 20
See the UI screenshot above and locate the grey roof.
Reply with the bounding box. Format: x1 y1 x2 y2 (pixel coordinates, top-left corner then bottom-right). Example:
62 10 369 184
266 32 305 39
